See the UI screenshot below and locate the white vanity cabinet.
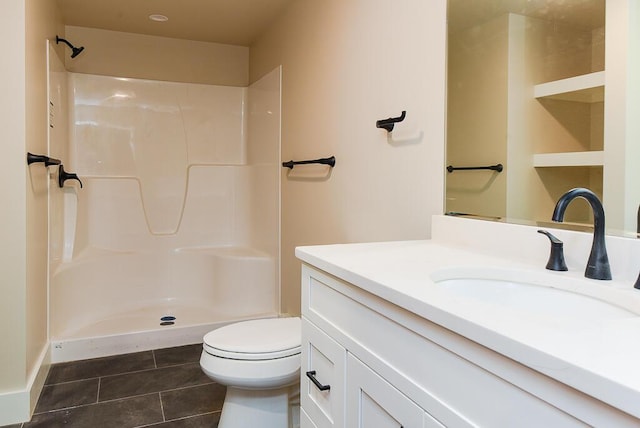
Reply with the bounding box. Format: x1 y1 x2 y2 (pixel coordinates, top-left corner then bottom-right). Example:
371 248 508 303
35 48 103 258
301 315 440 428
300 263 640 427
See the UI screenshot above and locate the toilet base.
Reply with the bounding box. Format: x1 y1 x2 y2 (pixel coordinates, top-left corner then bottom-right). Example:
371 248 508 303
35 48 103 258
218 385 297 428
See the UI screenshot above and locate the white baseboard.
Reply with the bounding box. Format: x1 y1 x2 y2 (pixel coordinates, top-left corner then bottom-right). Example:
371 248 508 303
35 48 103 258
0 388 30 426
30 345 51 415
0 343 50 426
50 321 227 363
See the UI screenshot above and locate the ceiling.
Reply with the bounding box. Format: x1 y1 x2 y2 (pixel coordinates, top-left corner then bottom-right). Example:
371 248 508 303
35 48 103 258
56 0 295 46
448 0 605 33
58 0 605 46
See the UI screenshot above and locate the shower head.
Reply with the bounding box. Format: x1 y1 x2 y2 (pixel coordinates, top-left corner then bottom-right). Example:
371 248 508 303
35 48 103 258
56 36 84 58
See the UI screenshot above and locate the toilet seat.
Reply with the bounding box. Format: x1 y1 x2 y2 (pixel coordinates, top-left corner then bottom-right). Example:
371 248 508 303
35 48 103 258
200 317 302 426
203 317 301 361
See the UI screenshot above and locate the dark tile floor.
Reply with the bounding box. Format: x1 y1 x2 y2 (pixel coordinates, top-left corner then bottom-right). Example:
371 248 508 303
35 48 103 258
1 344 225 428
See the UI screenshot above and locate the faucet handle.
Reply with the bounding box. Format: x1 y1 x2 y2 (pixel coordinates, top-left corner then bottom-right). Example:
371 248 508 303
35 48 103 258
538 230 568 271
58 164 83 188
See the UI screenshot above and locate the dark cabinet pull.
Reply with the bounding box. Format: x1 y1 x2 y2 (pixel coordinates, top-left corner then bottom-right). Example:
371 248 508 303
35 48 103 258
306 370 330 391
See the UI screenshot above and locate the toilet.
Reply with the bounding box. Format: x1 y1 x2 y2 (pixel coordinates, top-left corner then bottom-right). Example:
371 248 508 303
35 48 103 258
200 317 301 428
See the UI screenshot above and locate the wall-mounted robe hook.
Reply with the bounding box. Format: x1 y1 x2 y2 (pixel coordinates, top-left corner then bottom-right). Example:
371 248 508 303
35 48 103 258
27 152 61 166
58 165 83 188
376 111 406 132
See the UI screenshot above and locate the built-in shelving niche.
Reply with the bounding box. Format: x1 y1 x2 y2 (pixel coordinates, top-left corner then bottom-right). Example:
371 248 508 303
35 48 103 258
532 66 605 227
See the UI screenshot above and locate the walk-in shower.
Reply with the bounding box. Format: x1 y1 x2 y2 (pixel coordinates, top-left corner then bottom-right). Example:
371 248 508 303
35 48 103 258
48 65 281 362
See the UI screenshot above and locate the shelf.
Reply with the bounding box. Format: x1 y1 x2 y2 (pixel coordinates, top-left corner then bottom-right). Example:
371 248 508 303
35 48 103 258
535 220 593 232
534 71 605 103
533 151 604 167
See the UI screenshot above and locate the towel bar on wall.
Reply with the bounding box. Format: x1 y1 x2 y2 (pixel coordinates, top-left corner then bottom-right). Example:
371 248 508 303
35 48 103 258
282 156 336 169
446 164 503 173
27 152 61 166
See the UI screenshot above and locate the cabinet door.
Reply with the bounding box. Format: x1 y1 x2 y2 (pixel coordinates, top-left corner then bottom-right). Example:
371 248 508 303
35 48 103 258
301 318 347 428
346 354 444 428
301 407 320 428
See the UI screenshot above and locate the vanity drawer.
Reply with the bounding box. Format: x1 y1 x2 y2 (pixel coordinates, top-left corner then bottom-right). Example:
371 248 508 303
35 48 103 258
301 318 346 428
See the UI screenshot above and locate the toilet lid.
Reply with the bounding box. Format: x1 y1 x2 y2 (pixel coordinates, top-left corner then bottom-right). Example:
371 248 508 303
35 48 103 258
203 317 301 360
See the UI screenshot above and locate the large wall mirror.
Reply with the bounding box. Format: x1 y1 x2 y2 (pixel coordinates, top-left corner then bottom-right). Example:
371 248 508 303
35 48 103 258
446 0 639 237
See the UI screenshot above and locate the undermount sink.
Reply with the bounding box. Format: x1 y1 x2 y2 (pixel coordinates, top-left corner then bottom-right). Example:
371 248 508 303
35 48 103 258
432 270 638 321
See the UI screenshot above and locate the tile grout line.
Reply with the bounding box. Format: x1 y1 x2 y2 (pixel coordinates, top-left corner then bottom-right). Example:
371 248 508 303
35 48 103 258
90 383 213 406
27 391 170 420
84 361 200 385
97 380 215 406
158 392 166 422
96 377 101 403
151 380 216 396
152 349 157 369
44 376 101 387
134 411 222 428
42 391 166 411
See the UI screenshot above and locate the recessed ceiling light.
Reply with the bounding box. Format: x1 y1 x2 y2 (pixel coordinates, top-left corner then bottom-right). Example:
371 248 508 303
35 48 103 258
149 14 169 22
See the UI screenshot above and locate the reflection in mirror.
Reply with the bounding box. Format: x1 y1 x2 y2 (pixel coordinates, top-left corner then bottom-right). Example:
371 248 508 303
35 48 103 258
445 0 610 231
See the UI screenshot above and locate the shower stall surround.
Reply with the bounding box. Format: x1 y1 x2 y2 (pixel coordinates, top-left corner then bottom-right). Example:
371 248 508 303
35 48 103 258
49 70 281 362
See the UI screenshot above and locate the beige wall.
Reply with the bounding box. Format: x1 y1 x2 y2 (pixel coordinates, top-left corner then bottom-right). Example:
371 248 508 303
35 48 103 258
604 0 640 233
250 0 447 315
65 26 249 86
446 15 509 219
1 0 63 423
0 0 27 399
26 0 64 378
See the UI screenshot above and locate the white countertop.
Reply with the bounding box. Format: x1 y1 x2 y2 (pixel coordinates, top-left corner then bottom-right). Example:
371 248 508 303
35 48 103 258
296 237 640 419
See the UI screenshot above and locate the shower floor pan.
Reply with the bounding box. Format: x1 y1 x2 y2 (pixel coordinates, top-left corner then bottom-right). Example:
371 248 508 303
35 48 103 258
50 305 277 363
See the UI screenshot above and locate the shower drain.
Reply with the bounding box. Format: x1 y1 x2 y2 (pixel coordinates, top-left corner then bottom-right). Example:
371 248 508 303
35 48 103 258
160 315 176 326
